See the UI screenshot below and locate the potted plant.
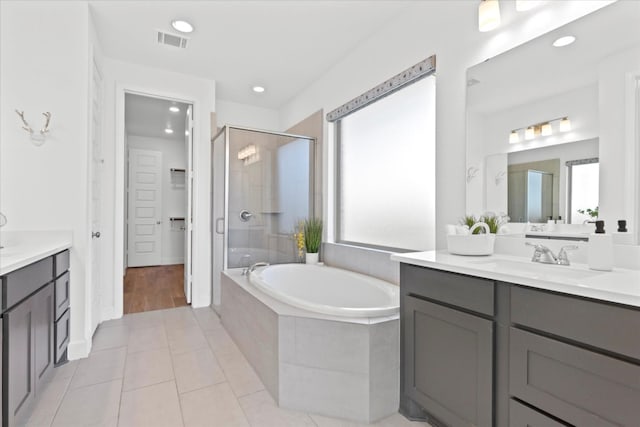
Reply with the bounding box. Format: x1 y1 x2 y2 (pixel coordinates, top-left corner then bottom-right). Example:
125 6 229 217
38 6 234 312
303 217 322 264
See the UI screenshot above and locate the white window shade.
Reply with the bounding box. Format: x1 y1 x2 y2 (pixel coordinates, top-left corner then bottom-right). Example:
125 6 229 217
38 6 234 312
338 75 436 251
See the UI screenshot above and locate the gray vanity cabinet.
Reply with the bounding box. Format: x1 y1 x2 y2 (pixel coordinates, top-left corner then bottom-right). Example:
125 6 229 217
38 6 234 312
400 264 495 427
1 250 69 426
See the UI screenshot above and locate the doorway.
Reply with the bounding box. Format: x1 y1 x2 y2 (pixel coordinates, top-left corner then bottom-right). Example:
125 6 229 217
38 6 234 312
124 93 194 313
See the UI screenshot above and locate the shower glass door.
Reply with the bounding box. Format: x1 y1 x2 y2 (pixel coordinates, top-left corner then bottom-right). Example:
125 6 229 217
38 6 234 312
225 127 314 269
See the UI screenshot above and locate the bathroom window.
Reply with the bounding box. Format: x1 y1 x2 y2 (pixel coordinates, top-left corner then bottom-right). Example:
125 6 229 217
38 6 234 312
336 75 436 251
567 158 599 224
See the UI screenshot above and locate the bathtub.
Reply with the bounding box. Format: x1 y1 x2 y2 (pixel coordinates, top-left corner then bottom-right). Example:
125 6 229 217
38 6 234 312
249 264 399 318
220 265 400 422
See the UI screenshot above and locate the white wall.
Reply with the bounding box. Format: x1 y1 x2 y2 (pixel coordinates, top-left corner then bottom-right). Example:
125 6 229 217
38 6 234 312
216 99 280 131
0 1 92 358
279 1 612 251
127 135 186 265
102 58 215 315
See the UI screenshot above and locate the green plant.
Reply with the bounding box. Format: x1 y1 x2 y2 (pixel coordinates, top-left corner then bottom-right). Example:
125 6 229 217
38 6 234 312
459 212 509 234
303 218 323 253
577 206 598 219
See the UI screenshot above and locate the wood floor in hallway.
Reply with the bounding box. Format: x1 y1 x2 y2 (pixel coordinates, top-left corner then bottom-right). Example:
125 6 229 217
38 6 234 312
124 264 188 314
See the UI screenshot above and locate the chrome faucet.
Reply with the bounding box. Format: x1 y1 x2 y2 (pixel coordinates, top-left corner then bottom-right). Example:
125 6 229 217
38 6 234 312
525 243 578 265
242 261 269 275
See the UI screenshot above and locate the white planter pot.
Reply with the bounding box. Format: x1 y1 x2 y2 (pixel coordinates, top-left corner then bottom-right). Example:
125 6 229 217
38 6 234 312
305 252 319 264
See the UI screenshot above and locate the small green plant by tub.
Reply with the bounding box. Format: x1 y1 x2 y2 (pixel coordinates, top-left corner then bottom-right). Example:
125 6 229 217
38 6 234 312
577 206 598 219
460 212 509 234
303 218 323 253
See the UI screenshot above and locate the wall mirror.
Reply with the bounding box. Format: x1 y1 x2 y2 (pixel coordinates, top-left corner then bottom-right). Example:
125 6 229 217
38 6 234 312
465 1 640 243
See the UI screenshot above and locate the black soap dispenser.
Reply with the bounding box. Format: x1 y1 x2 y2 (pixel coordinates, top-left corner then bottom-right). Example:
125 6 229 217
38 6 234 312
588 220 613 271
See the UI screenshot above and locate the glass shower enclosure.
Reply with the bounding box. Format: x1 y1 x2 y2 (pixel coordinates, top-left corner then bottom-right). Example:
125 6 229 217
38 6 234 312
211 126 315 305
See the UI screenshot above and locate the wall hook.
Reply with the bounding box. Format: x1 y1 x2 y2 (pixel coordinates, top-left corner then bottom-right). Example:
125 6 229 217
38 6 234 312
15 109 52 143
466 166 479 183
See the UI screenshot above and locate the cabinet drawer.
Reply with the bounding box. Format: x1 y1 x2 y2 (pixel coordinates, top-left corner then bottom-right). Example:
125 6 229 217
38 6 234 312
510 327 640 427
509 399 566 427
54 250 70 278
2 256 54 311
54 271 70 320
511 285 640 360
401 264 494 316
55 309 70 364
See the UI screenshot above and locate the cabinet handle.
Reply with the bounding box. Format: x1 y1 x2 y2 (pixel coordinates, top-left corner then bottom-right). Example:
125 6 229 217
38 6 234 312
91 231 101 238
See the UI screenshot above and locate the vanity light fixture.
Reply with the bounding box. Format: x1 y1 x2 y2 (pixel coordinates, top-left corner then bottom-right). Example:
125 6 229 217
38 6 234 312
252 85 265 93
169 106 180 113
509 116 571 143
171 20 194 33
478 0 501 32
509 130 520 144
165 128 174 134
553 36 576 48
524 126 536 140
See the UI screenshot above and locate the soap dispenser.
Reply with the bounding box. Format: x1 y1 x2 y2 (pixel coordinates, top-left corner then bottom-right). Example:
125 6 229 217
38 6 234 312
588 220 613 271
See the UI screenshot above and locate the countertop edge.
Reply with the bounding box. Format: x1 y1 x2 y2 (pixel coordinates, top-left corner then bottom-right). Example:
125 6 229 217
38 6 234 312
1 237 72 276
391 251 640 309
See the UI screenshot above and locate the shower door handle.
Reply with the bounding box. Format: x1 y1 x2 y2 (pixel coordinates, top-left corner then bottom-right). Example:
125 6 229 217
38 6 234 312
215 217 225 234
239 210 253 222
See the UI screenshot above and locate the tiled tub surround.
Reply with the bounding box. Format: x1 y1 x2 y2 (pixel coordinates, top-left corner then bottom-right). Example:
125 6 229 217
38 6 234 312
322 242 400 285
221 269 400 423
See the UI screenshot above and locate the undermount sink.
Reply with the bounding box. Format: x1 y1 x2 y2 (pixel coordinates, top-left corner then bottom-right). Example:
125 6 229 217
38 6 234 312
468 258 604 282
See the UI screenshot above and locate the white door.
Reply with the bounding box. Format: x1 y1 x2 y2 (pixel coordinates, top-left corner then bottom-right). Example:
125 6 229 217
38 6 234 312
128 149 163 267
89 58 103 334
184 106 194 303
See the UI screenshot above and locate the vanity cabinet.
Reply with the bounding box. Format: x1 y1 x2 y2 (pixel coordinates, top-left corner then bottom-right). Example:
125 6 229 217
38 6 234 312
1 249 69 426
509 286 640 427
399 262 640 427
400 265 495 427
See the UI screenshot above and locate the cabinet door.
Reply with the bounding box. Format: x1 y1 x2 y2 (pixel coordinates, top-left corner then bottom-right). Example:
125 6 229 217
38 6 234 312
403 295 493 427
4 297 35 427
33 283 54 391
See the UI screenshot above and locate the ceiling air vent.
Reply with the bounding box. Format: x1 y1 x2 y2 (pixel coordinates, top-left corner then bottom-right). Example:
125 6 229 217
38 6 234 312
157 30 189 49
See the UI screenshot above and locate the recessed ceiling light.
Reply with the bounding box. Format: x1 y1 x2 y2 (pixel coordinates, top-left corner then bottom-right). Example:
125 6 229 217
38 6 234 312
169 106 180 113
171 20 194 33
165 128 174 134
553 36 576 47
252 86 265 93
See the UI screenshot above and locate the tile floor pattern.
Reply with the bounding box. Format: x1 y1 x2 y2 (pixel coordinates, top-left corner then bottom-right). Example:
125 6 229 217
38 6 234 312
22 307 433 427
124 265 188 314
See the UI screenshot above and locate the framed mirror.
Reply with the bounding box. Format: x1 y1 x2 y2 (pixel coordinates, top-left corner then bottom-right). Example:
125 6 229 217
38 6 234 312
466 1 640 244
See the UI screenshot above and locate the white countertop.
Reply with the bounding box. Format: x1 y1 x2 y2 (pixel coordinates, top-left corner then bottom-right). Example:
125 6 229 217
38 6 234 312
391 250 640 308
0 231 73 276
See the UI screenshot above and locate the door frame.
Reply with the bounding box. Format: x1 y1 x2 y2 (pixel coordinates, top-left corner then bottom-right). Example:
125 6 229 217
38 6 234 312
114 85 196 317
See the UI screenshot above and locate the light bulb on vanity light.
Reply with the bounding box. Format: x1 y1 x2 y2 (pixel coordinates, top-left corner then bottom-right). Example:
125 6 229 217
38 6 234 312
540 122 552 136
478 0 500 32
509 130 520 144
559 117 571 132
524 126 535 140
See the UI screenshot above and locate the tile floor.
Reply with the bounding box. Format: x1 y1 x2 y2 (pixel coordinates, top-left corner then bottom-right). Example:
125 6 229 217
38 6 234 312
123 265 188 314
23 307 432 427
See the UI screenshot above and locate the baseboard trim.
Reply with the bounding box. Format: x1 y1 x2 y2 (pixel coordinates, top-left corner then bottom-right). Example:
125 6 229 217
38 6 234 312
67 339 91 360
162 258 184 265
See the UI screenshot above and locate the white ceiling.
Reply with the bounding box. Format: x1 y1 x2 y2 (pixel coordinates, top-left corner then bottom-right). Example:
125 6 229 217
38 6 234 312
90 1 416 109
125 93 189 140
